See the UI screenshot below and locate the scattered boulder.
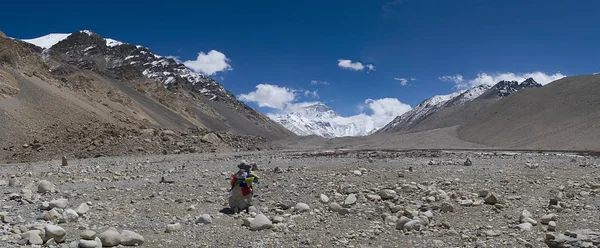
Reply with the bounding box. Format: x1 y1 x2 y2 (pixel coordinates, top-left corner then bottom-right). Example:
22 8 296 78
249 214 273 231
80 230 96 240
516 223 532 231
44 224 67 243
440 202 454 212
541 214 557 225
75 203 90 215
329 202 350 215
395 216 411 230
62 209 79 222
379 189 397 199
484 193 499 205
79 238 102 248
294 203 310 213
547 221 557 232
319 194 329 203
403 219 422 231
545 229 600 248
98 229 121 247
119 230 145 246
37 180 54 193
344 194 357 206
49 198 69 209
464 158 473 166
196 214 213 224
62 156 68 166
22 230 43 245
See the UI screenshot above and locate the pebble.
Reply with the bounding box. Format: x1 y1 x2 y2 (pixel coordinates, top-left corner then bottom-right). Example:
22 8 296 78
80 230 96 240
541 214 557 225
379 189 397 199
366 194 382 201
44 224 66 243
22 230 43 245
196 214 213 224
441 202 454 212
250 214 273 231
319 194 329 203
294 203 310 213
353 170 362 176
49 199 69 209
329 202 350 215
37 180 53 193
120 230 145 246
44 209 62 221
459 199 474 206
75 203 90 215
547 221 557 231
478 189 489 197
165 223 182 233
272 216 284 223
62 209 79 222
395 216 411 230
516 223 532 231
484 193 498 205
344 194 357 206
79 238 102 248
98 229 121 247
403 219 422 231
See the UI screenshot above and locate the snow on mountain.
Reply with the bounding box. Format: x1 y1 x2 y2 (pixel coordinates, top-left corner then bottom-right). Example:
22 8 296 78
442 84 492 107
22 30 232 102
268 102 382 138
21 33 71 49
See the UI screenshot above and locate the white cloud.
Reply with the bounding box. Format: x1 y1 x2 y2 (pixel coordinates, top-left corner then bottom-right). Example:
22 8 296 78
366 64 376 72
358 98 412 128
439 72 566 89
183 50 232 76
394 77 408 86
310 80 330 85
410 77 416 81
166 55 182 64
304 90 319 99
238 84 296 110
338 59 375 72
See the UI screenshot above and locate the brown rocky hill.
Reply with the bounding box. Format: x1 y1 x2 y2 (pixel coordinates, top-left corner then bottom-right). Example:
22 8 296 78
457 74 600 150
0 31 293 163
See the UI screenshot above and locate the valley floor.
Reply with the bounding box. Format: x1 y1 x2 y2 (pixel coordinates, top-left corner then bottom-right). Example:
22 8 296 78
1 149 599 247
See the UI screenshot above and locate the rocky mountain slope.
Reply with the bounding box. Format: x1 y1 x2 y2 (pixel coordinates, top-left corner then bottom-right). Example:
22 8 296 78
268 102 379 138
376 78 541 134
458 74 600 150
0 30 293 162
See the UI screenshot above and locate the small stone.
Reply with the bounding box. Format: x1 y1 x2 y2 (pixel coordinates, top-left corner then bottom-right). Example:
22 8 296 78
37 180 53 193
319 194 329 203
49 199 69 209
98 229 121 247
522 217 538 226
344 194 357 206
366 194 382 201
8 177 20 187
75 203 90 215
516 223 532 231
547 221 556 231
483 230 501 237
39 202 51 210
62 209 79 222
520 209 532 220
464 158 473 166
119 230 144 246
395 216 411 230
379 189 397 199
478 189 489 197
79 238 102 248
432 240 445 247
61 156 68 166
0 180 6 186
165 223 182 233
294 203 310 213
272 216 284 223
21 230 43 245
44 209 62 221
196 214 213 224
329 202 350 215
353 170 362 176
440 202 454 212
385 215 398 224
541 214 557 225
80 230 96 240
484 193 498 205
403 219 422 231
250 214 273 231
44 224 66 243
459 199 474 206
248 206 259 214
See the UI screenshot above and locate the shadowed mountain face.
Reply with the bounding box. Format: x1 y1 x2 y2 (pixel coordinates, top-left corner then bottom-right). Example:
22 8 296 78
457 74 600 150
0 31 293 162
376 78 542 135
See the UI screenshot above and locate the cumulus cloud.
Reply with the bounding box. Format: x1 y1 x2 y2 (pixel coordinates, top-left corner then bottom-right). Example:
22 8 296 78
338 59 375 72
183 50 232 76
310 80 330 85
238 84 296 109
439 72 566 89
359 98 412 128
394 77 408 86
304 90 319 99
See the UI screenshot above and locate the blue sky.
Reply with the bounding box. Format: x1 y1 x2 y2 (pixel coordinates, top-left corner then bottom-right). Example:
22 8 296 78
2 0 599 121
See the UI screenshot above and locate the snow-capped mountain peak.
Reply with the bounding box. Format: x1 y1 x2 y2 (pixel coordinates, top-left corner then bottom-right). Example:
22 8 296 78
21 33 71 49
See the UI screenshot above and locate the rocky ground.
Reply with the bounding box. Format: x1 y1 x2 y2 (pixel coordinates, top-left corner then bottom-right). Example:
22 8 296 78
1 149 599 247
